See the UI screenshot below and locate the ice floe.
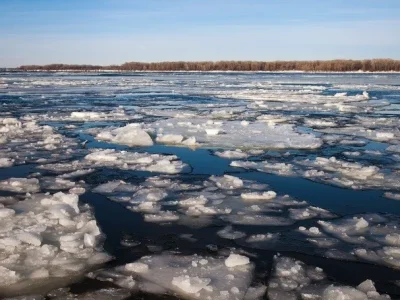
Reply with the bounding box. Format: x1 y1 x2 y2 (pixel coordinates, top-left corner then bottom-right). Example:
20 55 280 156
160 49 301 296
217 226 247 240
231 156 400 191
146 118 322 149
0 117 78 166
38 149 188 175
89 253 254 300
44 287 131 300
215 149 249 159
84 252 393 300
94 123 153 147
231 160 295 176
241 191 277 201
0 178 40 193
320 126 398 143
0 191 110 297
384 192 400 200
268 255 390 300
30 108 142 122
298 157 400 190
84 149 187 174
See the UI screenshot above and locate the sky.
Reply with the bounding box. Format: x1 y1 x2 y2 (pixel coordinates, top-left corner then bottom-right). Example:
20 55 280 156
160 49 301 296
0 0 399 67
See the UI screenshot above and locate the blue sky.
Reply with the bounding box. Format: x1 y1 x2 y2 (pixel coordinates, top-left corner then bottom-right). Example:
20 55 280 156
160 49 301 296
1 0 399 67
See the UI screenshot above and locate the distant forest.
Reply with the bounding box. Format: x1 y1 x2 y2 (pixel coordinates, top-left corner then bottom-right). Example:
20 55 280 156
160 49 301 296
19 59 400 72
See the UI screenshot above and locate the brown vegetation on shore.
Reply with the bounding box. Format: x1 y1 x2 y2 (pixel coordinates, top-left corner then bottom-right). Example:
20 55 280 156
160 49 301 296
19 59 400 72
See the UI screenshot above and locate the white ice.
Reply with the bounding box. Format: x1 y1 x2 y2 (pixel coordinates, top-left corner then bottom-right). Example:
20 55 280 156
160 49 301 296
83 149 188 174
95 123 153 147
0 191 110 297
146 118 322 150
215 149 249 159
113 253 253 300
0 178 40 193
268 255 390 300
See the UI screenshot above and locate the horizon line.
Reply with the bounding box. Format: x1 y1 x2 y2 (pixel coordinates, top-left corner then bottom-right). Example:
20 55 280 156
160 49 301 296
9 59 400 72
14 58 399 67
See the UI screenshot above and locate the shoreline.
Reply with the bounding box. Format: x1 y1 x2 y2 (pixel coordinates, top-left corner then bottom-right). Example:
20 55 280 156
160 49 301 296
3 69 400 74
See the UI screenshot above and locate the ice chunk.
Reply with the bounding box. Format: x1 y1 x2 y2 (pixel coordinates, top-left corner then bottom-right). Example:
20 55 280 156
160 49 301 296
205 128 221 135
40 177 76 191
95 123 153 146
0 178 40 193
357 280 376 294
224 254 250 268
179 195 208 207
156 134 184 144
241 191 276 201
0 266 21 285
16 232 42 246
243 284 267 300
49 287 131 300
0 117 78 166
59 169 95 179
120 254 254 300
172 275 212 294
318 217 369 236
322 286 368 300
387 145 400 153
304 118 337 128
71 111 102 120
267 255 391 300
215 149 249 159
0 207 15 217
210 175 244 189
92 180 132 194
144 211 179 223
223 214 295 226
384 192 400 201
295 156 400 190
246 233 279 244
0 158 14 168
0 191 110 296
182 136 197 146
217 226 246 240
185 205 231 217
268 255 326 300
289 206 335 221
125 262 149 273
84 149 187 174
319 126 398 143
231 161 295 176
67 109 138 121
131 188 168 203
146 118 322 150
298 226 323 236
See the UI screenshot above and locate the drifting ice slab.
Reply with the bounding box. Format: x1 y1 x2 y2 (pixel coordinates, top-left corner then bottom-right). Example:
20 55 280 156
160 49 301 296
121 253 254 300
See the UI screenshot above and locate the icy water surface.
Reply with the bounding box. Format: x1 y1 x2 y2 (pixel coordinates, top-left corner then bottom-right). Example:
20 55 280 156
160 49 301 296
1 72 400 299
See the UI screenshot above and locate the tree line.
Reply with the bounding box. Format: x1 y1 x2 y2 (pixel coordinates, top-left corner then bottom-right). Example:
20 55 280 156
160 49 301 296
18 59 400 72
